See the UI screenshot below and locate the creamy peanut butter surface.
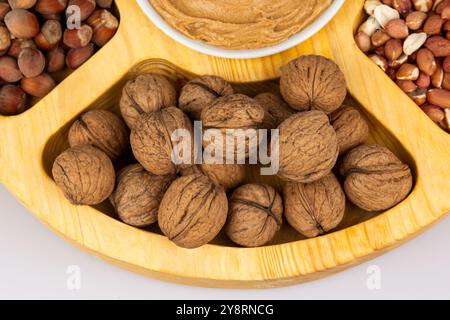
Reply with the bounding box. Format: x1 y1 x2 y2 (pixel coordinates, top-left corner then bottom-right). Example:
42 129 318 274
149 0 333 49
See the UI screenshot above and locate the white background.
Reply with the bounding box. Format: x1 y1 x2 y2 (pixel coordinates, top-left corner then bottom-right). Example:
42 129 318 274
1 184 449 300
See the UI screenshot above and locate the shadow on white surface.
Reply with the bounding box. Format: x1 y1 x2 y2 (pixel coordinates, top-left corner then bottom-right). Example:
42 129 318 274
1 184 449 299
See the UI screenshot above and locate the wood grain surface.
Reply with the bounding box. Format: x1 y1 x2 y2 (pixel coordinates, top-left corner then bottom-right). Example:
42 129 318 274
0 0 448 288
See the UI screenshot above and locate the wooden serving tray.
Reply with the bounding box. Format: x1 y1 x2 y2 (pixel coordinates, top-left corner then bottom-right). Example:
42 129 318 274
0 0 449 288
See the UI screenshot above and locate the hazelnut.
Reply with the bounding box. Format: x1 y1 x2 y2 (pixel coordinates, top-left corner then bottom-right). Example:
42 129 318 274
7 38 36 58
0 3 11 21
35 0 68 15
0 84 27 115
66 0 96 21
284 173 345 238
0 26 11 52
120 74 177 128
330 105 369 155
18 47 46 78
65 43 94 69
86 9 119 47
46 45 66 72
280 55 347 114
158 174 228 249
226 184 283 247
21 72 55 97
131 107 193 176
254 92 295 127
277 111 338 183
110 164 175 227
179 75 234 120
68 109 129 160
340 144 413 212
0 56 22 82
7 0 37 9
4 9 40 39
52 145 115 205
34 19 63 50
63 24 93 48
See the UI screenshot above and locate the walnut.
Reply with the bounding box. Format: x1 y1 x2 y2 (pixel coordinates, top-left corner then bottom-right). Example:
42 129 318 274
283 173 346 238
280 55 347 114
158 174 228 249
330 105 369 155
226 184 283 247
200 163 246 190
179 75 234 120
254 92 296 127
120 74 177 128
340 144 413 211
277 110 339 183
52 145 115 205
110 164 175 227
130 107 193 176
68 110 129 160
201 94 265 158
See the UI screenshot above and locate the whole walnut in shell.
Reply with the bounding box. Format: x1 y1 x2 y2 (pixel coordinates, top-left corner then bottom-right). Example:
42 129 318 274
120 74 177 128
158 174 228 249
131 107 193 176
330 105 369 155
201 94 265 159
179 75 234 120
277 110 339 183
280 55 347 114
110 164 175 227
68 110 129 160
200 163 246 190
284 173 345 238
52 145 115 205
340 144 413 212
255 92 296 127
226 184 283 247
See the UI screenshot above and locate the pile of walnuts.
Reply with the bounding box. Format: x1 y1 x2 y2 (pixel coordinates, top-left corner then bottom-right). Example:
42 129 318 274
52 55 413 249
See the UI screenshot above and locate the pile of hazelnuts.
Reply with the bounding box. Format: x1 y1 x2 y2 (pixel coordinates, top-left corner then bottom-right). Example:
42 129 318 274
0 0 119 116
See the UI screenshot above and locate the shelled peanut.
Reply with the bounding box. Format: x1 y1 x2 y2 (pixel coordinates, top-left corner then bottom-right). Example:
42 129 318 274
0 0 119 116
355 0 450 132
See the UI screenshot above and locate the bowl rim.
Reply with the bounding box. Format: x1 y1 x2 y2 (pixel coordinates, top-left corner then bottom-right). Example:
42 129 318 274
135 0 346 59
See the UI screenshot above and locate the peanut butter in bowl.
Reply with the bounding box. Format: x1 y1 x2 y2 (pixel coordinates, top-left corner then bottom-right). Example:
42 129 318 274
148 0 333 50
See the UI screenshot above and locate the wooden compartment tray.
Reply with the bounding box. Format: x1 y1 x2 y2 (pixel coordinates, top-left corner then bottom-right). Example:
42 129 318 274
0 0 449 288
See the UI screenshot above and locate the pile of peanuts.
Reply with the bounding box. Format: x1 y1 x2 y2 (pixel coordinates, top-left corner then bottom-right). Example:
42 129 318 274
355 0 450 132
0 0 119 116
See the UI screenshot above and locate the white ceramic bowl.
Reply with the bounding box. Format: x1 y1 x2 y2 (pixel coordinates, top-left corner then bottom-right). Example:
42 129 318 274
136 0 346 59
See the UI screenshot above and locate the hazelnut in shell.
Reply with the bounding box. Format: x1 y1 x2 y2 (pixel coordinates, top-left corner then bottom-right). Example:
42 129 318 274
158 174 228 249
226 184 283 247
120 74 177 128
330 105 369 155
131 107 193 176
68 109 129 160
52 145 115 205
284 173 346 238
179 75 234 120
280 55 347 114
340 144 413 211
110 164 175 227
277 110 339 183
